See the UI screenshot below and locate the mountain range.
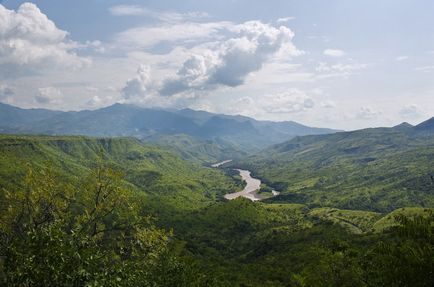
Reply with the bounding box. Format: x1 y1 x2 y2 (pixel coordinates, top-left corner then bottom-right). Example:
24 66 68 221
0 103 339 152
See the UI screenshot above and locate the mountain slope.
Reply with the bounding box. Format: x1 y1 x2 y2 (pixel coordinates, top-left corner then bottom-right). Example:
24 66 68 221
0 135 242 213
0 103 61 128
0 103 339 151
238 126 434 212
415 117 434 134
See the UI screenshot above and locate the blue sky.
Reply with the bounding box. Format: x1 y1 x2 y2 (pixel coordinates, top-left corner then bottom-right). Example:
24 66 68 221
0 0 433 129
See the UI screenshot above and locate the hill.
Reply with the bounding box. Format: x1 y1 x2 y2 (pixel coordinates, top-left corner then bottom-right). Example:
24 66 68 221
238 125 434 212
0 134 242 214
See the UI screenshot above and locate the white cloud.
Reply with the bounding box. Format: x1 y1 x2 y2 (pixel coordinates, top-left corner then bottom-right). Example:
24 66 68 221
35 87 62 104
121 65 152 101
323 49 345 57
0 3 90 75
159 21 300 96
114 21 232 51
399 104 424 119
109 5 208 22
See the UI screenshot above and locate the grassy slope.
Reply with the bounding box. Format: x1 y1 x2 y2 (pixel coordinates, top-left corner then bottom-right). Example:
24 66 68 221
239 128 434 212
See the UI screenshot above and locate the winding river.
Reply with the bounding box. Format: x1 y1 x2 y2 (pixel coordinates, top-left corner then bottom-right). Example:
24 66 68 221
224 169 264 201
211 160 279 201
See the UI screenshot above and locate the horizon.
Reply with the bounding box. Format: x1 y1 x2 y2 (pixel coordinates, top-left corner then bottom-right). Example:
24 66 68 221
2 101 432 131
0 1 433 130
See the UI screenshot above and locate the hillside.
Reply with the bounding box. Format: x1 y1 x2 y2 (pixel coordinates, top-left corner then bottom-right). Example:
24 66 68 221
0 103 339 152
0 135 242 213
238 125 434 212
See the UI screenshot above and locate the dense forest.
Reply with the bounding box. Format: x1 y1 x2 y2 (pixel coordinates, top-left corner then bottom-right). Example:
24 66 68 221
0 135 433 286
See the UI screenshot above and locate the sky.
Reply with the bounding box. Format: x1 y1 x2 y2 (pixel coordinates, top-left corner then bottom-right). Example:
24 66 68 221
0 0 433 130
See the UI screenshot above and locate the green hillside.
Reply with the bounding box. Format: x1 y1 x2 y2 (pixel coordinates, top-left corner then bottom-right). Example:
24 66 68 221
0 135 242 213
144 133 246 164
239 127 434 212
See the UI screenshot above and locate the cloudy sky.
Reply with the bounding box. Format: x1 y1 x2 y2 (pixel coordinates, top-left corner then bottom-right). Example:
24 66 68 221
0 0 433 130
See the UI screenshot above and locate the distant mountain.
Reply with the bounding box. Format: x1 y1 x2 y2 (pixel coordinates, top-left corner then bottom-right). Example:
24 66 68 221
238 122 434 212
0 103 61 127
0 103 339 151
415 117 434 133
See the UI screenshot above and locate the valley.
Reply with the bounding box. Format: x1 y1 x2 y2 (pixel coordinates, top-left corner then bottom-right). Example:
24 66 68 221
0 108 433 286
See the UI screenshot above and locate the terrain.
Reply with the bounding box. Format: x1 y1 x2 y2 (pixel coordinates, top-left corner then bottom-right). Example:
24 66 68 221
0 103 338 155
0 117 433 286
237 119 434 212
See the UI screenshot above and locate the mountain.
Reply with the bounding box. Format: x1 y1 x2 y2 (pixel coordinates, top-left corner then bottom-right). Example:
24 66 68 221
238 123 434 212
0 103 339 152
415 117 434 133
0 103 61 128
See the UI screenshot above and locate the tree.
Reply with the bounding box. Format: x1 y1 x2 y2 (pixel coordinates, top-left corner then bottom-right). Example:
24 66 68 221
0 163 171 286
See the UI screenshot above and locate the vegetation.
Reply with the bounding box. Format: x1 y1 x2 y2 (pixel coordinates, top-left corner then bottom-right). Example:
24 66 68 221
1 134 433 286
239 127 434 212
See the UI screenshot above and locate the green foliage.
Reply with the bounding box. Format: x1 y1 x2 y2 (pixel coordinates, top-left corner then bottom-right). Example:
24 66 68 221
241 128 434 212
1 134 434 286
145 133 247 164
362 211 434 287
0 135 243 215
1 164 165 286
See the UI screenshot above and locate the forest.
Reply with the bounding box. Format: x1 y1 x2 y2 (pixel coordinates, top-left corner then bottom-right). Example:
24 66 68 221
0 135 433 286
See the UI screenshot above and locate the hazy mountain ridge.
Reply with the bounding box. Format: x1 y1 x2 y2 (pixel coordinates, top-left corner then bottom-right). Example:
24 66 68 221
0 103 339 151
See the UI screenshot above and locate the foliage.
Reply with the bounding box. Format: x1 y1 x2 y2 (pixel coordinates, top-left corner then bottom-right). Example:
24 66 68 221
240 128 434 212
1 134 434 286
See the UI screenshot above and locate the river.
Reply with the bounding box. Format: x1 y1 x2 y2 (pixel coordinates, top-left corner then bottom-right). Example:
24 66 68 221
224 169 265 201
211 160 279 201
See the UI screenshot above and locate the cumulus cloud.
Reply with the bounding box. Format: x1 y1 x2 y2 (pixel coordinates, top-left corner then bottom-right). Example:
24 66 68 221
109 5 208 22
159 21 299 96
323 49 345 57
399 104 424 119
35 87 62 104
121 65 153 102
0 3 90 74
